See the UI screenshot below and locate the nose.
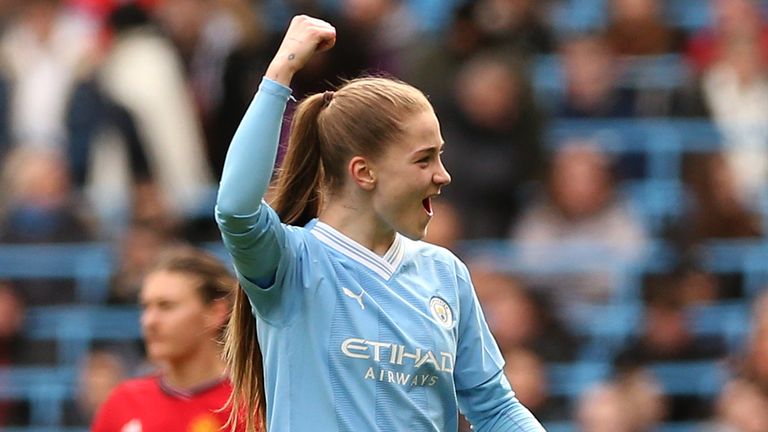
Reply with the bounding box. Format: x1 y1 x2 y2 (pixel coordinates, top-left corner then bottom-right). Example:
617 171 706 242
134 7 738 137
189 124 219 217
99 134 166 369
140 307 156 333
434 159 451 186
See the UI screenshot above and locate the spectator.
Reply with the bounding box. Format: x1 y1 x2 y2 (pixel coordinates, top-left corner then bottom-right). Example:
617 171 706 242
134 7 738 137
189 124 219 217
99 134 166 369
66 349 128 426
96 4 214 221
0 144 92 302
557 33 637 118
604 0 682 56
503 347 566 421
439 51 545 238
576 367 665 432
735 290 768 391
0 0 98 147
154 0 268 179
338 0 420 76
710 378 768 432
617 282 727 364
687 0 768 75
472 0 556 55
510 140 647 323
701 36 768 202
0 282 29 426
703 290 768 431
405 3 490 99
0 146 94 243
674 153 763 247
109 221 176 304
577 382 633 432
615 283 727 420
471 266 578 361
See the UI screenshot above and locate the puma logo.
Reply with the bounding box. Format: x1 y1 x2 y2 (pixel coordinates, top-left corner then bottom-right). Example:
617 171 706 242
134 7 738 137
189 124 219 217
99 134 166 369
342 287 366 310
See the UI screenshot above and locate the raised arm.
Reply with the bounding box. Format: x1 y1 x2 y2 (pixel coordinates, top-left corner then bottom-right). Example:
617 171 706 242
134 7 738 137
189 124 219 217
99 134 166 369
217 15 336 216
215 16 335 286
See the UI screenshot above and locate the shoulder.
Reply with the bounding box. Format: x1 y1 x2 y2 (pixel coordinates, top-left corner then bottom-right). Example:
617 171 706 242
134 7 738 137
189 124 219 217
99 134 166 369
107 375 161 400
403 238 471 282
405 237 459 262
93 376 160 430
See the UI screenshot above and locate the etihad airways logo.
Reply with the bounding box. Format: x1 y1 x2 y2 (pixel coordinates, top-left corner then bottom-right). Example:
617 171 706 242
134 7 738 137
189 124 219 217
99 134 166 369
341 338 454 387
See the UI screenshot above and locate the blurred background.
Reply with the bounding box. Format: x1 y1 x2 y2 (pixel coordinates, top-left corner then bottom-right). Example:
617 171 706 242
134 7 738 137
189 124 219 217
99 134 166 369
1 0 768 431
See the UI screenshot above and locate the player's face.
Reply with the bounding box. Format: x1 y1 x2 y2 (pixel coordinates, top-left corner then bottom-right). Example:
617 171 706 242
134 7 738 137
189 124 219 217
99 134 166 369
370 109 451 240
139 270 213 365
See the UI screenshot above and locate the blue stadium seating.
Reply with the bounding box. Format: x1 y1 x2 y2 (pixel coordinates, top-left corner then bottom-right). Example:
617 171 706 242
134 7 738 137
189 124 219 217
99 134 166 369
0 366 76 426
0 243 114 304
23 305 141 365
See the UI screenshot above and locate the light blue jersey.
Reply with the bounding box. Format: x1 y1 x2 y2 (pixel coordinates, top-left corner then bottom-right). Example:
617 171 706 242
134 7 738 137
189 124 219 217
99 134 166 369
216 78 546 432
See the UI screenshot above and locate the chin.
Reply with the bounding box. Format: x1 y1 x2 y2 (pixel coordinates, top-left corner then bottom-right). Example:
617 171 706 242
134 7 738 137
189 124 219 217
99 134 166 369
146 345 170 363
391 211 431 240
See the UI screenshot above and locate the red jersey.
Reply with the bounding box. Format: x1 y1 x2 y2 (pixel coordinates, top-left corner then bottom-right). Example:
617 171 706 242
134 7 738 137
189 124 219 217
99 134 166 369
92 375 246 432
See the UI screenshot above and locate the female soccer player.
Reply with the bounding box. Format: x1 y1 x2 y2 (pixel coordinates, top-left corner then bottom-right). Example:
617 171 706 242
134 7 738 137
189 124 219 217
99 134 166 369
217 15 546 432
92 246 245 432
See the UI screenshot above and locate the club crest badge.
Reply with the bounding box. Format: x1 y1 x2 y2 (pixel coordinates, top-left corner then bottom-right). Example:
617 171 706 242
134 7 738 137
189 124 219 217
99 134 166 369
429 296 454 329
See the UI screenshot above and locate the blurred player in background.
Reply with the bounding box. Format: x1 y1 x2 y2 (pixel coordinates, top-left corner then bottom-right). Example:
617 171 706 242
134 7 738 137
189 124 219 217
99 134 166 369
91 246 246 432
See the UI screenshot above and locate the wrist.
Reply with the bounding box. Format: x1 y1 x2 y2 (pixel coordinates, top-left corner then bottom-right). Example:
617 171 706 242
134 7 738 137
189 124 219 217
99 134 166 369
265 56 297 87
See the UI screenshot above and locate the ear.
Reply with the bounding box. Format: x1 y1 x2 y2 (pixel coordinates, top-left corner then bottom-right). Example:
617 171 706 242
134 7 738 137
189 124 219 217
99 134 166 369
349 156 376 191
205 299 230 331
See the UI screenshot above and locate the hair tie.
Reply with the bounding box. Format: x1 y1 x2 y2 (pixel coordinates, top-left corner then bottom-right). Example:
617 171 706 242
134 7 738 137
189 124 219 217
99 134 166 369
322 91 334 107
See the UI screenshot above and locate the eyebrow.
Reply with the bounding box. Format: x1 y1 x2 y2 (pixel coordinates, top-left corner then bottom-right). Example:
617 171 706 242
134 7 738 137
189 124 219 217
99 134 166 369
412 143 445 156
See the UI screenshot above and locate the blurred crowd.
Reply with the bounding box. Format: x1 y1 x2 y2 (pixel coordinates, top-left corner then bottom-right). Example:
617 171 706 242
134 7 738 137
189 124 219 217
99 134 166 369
2 0 768 430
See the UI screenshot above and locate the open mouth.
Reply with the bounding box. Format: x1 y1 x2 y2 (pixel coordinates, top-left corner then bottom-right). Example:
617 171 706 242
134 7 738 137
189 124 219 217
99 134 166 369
422 197 433 216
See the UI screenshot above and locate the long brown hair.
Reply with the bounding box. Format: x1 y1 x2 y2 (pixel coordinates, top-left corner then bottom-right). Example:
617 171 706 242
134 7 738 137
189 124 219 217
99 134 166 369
149 245 235 308
224 76 432 432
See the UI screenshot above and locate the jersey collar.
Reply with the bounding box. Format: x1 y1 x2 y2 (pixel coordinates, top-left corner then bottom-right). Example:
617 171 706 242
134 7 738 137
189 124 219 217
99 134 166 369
158 375 228 400
311 221 404 281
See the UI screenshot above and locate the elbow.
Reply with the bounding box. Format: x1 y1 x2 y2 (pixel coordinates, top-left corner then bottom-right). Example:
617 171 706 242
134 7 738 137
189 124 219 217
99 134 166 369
215 184 256 218
215 175 266 220
214 188 236 218
214 191 264 235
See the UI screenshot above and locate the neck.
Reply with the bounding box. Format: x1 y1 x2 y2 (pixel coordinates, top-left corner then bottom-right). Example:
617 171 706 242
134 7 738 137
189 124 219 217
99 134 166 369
320 196 395 256
163 342 227 390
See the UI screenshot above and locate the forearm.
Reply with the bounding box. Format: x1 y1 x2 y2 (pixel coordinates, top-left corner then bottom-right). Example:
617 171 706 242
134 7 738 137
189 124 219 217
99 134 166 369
217 14 334 220
459 371 545 432
472 401 545 432
216 77 292 221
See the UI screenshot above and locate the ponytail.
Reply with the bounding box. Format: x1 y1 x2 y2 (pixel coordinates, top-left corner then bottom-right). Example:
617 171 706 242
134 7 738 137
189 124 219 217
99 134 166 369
224 285 265 432
271 93 327 226
224 94 328 432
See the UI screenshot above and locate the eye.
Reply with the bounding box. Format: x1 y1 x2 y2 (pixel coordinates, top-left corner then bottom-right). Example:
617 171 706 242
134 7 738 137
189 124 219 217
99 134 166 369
416 153 435 166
